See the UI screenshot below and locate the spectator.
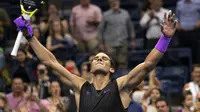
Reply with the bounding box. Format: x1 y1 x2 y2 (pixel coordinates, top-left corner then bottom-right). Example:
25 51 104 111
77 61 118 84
176 0 200 63
46 20 76 62
0 93 10 112
33 26 46 46
178 91 194 112
155 97 170 112
37 63 51 99
16 83 40 112
41 81 69 112
183 64 200 104
40 3 69 36
0 8 11 48
146 88 162 112
6 78 25 110
140 0 168 49
10 49 38 83
98 0 135 70
194 92 200 112
70 0 102 53
81 62 93 83
65 60 80 76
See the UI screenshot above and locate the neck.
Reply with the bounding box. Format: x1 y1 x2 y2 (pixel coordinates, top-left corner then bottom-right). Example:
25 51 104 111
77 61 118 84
55 32 62 36
184 106 190 112
112 8 120 12
81 4 89 8
93 74 110 90
13 92 23 97
52 95 60 100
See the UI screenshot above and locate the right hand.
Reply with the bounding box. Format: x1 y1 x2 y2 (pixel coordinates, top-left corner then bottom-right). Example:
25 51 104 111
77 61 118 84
14 16 33 37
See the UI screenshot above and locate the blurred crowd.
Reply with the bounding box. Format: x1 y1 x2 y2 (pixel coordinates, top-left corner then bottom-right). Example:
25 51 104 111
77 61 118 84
0 0 200 111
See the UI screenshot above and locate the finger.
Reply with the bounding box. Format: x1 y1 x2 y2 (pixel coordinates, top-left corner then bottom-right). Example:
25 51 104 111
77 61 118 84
168 10 172 21
164 12 167 21
169 14 176 23
173 20 178 28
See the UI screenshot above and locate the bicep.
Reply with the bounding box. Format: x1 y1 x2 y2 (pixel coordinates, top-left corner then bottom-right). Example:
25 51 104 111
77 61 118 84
117 63 149 90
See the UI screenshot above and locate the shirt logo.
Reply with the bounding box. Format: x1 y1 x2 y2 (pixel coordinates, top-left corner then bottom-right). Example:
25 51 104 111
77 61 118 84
104 89 110 94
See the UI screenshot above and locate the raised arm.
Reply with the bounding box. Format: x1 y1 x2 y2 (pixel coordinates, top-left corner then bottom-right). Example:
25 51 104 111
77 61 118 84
14 18 86 91
29 36 86 90
117 11 177 90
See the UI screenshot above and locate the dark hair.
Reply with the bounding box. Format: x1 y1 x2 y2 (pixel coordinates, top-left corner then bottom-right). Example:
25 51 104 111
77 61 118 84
182 90 192 103
109 57 115 70
149 88 162 105
12 77 24 84
192 64 200 71
18 48 26 55
155 96 169 106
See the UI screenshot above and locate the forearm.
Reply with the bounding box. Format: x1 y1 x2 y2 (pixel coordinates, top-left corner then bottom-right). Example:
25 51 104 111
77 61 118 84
124 36 169 87
29 36 57 66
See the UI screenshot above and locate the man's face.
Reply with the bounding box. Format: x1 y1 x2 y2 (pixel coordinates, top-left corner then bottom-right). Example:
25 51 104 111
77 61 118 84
109 0 120 11
192 67 200 85
37 64 48 77
17 51 26 62
90 53 113 75
156 101 169 112
12 78 24 93
80 0 90 7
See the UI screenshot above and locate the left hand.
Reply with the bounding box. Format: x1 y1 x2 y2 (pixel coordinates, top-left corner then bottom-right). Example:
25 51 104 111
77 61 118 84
161 10 177 37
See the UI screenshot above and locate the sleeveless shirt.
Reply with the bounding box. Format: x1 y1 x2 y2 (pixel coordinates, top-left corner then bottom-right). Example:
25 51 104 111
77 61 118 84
79 80 127 112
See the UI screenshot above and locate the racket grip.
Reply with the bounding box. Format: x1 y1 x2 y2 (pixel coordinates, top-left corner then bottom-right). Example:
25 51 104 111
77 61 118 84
11 31 23 56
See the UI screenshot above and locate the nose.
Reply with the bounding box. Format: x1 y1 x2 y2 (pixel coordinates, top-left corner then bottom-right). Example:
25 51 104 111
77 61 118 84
97 58 103 61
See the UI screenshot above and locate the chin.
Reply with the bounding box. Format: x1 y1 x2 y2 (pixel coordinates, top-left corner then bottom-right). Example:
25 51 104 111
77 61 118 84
92 68 108 75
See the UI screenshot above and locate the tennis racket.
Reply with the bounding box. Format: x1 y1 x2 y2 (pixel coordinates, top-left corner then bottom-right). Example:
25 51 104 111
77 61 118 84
11 0 45 56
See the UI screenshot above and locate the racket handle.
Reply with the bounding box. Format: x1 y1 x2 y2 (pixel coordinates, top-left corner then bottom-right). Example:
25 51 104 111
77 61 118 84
11 31 23 56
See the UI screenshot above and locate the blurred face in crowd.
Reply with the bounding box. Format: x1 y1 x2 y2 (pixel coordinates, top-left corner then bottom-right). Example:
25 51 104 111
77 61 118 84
25 85 38 101
65 60 76 72
184 94 193 108
12 78 24 94
52 20 62 33
109 0 120 11
37 64 48 77
17 50 26 62
149 0 163 11
156 101 169 112
33 28 40 39
50 81 61 97
90 52 114 76
0 98 5 109
80 0 91 7
151 89 161 102
192 66 200 85
48 4 58 14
